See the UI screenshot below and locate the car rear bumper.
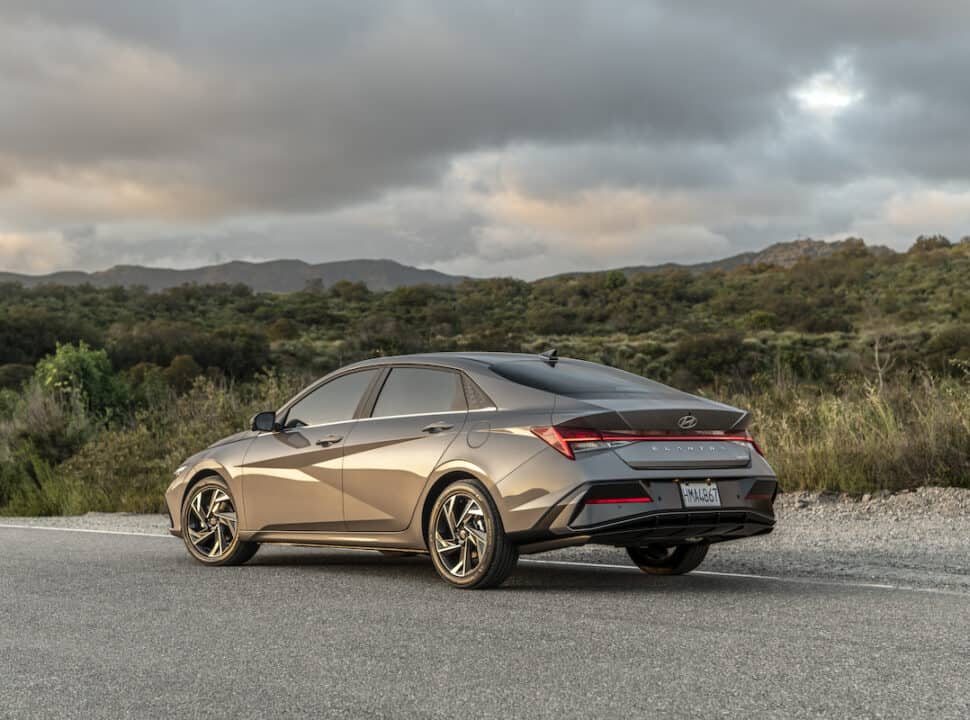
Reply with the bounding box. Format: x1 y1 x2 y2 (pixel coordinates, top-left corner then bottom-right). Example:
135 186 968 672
510 477 777 553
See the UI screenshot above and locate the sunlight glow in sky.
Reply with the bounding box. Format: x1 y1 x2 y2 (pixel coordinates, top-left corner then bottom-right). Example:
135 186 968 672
792 62 865 117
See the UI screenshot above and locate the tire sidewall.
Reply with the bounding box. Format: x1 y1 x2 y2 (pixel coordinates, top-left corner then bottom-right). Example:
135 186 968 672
627 543 709 575
181 477 241 566
428 480 500 588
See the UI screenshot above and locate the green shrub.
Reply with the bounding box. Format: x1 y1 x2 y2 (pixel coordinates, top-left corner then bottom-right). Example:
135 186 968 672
0 363 34 389
163 355 203 393
0 382 95 510
34 342 129 419
48 373 301 513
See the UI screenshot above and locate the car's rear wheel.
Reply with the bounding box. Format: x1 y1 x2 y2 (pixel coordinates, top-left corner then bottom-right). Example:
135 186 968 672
181 477 258 566
626 542 708 575
428 479 517 589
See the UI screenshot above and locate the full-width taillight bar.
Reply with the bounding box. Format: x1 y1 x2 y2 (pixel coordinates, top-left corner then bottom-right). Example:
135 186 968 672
530 426 765 460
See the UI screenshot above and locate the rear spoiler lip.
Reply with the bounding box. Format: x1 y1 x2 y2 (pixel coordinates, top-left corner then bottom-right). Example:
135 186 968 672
729 410 751 431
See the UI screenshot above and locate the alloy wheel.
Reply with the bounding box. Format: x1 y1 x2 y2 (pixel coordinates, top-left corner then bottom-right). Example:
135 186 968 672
186 486 238 559
433 492 488 578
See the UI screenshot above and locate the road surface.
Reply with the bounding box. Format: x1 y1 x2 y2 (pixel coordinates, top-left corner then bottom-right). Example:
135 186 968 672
0 525 967 719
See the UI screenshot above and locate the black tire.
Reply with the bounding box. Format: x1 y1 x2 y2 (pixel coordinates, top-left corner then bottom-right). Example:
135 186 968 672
427 478 518 589
181 476 259 566
626 543 709 575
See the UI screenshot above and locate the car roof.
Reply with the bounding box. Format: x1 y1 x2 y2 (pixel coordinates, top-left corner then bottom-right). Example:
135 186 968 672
343 352 543 372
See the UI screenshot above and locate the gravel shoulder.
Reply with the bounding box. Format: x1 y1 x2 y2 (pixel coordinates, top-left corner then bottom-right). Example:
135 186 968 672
552 487 970 592
3 486 969 592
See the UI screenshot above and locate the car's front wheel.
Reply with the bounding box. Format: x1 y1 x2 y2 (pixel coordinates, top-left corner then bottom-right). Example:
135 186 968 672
626 543 709 575
428 479 517 589
181 477 258 566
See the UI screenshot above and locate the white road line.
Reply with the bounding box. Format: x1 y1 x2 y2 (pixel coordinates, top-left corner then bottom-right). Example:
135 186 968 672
0 523 170 538
1 523 965 597
520 558 967 596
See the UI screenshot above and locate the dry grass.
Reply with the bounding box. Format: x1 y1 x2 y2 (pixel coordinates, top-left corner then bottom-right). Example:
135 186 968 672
738 376 970 493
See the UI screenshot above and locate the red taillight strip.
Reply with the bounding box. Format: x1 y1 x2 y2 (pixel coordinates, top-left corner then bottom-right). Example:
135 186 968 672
599 434 750 442
530 426 575 459
531 427 765 459
584 497 653 505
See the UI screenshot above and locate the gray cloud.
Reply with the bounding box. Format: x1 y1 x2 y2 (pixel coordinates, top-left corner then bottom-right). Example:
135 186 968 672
0 1 968 277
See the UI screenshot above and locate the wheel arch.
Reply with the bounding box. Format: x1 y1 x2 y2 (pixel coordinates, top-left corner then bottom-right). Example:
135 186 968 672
183 468 226 499
168 460 242 534
419 462 503 547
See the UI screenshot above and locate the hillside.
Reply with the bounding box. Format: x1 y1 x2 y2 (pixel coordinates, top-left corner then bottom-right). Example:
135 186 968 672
0 258 466 292
551 238 894 278
0 238 897 292
2 237 970 515
0 236 965 384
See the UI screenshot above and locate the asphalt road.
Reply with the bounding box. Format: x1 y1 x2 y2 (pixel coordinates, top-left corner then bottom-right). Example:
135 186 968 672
1 526 968 719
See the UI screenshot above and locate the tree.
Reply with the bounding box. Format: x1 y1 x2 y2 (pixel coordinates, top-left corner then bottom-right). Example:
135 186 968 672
34 342 129 418
604 270 627 290
163 355 203 393
267 318 300 341
908 235 952 253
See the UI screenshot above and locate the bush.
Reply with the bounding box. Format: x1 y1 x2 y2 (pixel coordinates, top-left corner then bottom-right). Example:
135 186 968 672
163 355 203 393
0 382 95 510
34 342 129 419
925 326 970 373
908 234 952 253
0 363 33 389
669 332 769 388
49 373 302 513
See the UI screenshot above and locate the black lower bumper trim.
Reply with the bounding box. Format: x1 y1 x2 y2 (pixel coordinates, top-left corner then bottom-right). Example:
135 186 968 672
582 509 774 546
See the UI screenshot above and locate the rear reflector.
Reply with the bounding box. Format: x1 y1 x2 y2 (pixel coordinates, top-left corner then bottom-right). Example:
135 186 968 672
584 496 652 505
745 479 777 501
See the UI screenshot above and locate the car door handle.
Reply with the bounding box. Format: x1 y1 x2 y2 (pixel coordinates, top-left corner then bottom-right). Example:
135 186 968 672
315 434 343 447
421 421 454 434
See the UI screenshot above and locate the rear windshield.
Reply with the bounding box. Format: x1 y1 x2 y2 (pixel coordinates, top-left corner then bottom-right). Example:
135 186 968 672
490 360 666 398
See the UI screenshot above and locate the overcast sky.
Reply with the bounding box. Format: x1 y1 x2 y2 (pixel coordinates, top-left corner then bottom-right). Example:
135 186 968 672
1 1 969 279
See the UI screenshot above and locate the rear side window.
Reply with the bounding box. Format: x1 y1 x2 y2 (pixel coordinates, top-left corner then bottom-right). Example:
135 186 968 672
372 368 466 418
489 360 665 398
285 369 378 427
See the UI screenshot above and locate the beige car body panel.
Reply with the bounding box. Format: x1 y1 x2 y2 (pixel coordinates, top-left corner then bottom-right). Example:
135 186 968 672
240 419 356 532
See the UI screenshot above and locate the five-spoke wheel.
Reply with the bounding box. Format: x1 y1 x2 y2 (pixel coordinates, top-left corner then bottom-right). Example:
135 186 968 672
181 477 258 566
428 479 517 589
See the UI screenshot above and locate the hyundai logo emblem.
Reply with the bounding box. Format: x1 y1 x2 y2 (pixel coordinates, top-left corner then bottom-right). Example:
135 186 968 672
677 414 698 430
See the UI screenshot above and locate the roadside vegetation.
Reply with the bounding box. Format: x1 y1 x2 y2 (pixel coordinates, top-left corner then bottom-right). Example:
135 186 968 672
1 236 969 514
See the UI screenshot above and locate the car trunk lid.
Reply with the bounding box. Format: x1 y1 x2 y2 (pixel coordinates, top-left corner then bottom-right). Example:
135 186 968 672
552 394 754 470
553 393 750 433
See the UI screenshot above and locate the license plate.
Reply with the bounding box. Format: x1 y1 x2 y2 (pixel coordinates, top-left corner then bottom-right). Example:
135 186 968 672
679 481 721 508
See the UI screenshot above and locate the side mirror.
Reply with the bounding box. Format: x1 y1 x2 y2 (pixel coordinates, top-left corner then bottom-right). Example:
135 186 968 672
251 411 278 433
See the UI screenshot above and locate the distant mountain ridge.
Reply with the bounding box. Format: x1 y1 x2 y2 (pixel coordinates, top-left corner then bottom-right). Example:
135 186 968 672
0 238 893 292
552 238 893 279
0 258 467 292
